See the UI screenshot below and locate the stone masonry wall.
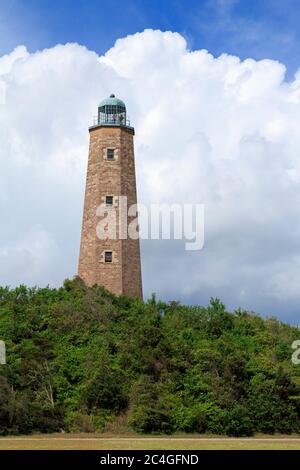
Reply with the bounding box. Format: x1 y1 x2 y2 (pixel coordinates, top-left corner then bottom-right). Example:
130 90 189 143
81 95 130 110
78 125 143 298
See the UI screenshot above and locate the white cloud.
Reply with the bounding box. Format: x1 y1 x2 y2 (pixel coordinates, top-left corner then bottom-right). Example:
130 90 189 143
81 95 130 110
1 30 300 321
0 226 59 286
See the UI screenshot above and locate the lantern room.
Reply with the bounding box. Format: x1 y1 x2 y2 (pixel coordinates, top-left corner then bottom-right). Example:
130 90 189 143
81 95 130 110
97 94 130 127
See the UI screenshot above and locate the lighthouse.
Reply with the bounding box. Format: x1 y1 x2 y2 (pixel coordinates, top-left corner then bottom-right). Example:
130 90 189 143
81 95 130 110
78 94 143 298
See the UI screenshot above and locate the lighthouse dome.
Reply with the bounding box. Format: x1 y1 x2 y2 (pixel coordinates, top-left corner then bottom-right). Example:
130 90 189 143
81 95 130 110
99 94 126 109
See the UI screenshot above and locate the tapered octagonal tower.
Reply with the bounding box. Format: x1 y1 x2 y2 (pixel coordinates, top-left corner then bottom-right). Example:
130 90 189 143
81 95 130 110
78 94 143 298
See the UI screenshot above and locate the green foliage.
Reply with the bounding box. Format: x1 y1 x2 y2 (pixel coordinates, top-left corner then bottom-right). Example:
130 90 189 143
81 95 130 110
223 405 253 436
0 279 300 436
128 376 175 434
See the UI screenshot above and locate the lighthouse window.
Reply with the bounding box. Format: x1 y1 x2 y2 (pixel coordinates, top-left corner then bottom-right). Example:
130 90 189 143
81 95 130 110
107 148 115 160
106 196 113 206
105 251 113 263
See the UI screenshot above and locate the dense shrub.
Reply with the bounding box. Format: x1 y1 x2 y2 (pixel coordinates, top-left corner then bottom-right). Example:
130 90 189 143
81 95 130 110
0 278 300 435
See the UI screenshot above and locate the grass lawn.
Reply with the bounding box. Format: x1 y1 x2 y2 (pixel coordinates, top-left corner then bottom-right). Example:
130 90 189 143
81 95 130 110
1 433 300 450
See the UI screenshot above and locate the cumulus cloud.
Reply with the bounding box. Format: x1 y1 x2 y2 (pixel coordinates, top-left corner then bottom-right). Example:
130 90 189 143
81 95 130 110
1 30 300 321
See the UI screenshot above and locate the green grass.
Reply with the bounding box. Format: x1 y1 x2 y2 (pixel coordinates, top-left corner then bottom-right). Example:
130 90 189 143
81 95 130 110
1 434 300 450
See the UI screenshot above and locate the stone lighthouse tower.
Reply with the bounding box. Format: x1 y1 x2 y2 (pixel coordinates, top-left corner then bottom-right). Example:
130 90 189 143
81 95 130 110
78 94 143 298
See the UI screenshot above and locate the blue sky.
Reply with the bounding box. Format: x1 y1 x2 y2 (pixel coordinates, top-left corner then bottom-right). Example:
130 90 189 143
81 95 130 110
1 0 300 79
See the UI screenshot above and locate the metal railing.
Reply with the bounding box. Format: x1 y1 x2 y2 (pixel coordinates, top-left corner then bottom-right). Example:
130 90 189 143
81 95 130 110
92 115 131 128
